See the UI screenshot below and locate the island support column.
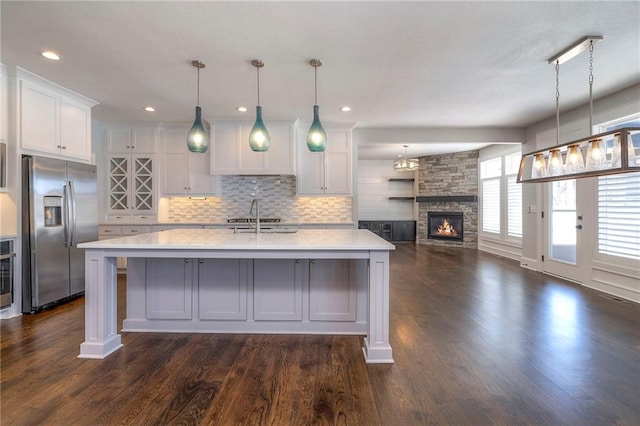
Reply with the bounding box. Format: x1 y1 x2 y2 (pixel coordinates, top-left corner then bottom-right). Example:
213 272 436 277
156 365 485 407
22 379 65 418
362 250 394 363
78 249 123 359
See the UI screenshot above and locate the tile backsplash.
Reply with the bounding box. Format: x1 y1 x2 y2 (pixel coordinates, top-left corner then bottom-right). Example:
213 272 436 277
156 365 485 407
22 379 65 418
165 175 352 223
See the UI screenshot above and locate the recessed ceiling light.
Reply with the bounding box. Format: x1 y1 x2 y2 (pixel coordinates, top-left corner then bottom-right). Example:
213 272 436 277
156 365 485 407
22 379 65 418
41 51 61 61
339 106 351 112
237 106 248 112
144 106 156 112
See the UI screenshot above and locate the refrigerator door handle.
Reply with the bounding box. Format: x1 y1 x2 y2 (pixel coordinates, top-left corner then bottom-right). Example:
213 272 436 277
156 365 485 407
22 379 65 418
63 183 71 247
67 180 77 247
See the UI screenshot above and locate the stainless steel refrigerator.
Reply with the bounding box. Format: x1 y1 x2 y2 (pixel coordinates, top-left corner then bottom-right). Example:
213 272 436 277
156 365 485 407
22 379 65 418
22 155 98 312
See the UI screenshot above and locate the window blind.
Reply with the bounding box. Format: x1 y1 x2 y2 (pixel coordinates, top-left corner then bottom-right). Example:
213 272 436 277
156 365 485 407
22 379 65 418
482 178 500 234
507 175 522 237
598 172 640 260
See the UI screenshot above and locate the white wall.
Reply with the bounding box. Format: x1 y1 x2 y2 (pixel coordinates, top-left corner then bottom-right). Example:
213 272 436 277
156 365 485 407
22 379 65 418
357 160 416 220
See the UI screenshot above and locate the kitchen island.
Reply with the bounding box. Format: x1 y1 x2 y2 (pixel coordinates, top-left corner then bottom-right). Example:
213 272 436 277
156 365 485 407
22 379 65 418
77 228 395 363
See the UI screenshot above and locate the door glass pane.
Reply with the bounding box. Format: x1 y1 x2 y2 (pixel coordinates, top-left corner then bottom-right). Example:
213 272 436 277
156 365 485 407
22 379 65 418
550 180 577 264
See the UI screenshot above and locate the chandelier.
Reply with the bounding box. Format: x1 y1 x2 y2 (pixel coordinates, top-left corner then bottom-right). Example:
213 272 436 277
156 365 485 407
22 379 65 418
517 36 639 183
393 145 419 171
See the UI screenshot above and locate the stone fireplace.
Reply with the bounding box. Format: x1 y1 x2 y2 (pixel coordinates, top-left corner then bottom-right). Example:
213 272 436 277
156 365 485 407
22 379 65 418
416 150 479 249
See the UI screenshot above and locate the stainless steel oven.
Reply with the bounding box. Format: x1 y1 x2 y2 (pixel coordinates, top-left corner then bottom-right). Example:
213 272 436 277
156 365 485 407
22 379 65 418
1 239 15 308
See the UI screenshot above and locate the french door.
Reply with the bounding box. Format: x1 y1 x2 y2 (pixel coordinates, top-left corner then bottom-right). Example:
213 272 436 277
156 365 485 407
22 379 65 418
542 179 585 283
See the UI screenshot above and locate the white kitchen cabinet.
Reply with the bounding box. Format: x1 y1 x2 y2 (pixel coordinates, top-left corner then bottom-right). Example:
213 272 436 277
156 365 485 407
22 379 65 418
160 126 218 195
296 125 353 195
1 65 8 142
19 75 96 162
253 259 303 321
145 258 193 320
309 259 356 321
211 120 296 175
199 259 249 320
106 126 157 154
107 153 156 219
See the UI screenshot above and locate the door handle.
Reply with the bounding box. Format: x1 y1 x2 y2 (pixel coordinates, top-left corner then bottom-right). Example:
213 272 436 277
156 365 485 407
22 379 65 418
67 180 77 246
576 224 583 230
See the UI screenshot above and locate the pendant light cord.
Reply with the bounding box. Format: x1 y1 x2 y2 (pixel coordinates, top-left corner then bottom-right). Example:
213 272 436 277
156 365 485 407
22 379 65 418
314 64 318 105
256 66 261 106
588 40 594 132
196 65 200 107
555 60 560 146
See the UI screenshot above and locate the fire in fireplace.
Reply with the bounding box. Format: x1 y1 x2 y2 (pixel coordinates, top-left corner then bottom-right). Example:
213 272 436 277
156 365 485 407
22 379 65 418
428 212 463 241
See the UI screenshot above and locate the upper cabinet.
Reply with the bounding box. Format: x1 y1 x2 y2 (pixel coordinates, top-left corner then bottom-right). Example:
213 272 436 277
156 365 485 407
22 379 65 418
1 65 8 142
296 124 353 196
104 125 158 221
18 68 98 162
106 126 157 154
210 120 296 175
159 126 218 195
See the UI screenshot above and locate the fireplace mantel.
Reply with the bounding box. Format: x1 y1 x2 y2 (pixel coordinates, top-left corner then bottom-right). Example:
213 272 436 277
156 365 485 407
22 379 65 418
415 195 477 203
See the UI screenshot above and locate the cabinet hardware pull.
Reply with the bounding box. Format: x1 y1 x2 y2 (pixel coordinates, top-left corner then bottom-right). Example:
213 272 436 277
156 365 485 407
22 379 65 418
199 259 204 264
62 146 66 150
185 259 190 263
295 259 301 263
310 259 316 264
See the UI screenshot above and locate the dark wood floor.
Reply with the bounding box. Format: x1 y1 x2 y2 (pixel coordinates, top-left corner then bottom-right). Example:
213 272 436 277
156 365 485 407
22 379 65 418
2 244 639 425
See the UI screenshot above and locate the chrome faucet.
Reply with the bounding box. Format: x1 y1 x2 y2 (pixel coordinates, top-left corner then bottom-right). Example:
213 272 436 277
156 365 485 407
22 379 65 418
250 198 260 234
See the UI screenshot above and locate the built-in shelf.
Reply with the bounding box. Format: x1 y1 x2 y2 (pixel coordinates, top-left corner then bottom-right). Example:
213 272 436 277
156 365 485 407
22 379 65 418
388 178 415 182
388 196 415 201
415 195 478 203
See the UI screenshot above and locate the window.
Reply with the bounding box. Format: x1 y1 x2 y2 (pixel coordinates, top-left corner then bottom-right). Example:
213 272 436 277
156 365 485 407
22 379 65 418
480 151 522 239
598 173 640 260
596 115 640 261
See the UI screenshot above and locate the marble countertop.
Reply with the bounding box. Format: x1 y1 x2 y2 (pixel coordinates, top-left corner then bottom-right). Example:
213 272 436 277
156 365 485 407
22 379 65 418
99 221 355 227
80 228 394 251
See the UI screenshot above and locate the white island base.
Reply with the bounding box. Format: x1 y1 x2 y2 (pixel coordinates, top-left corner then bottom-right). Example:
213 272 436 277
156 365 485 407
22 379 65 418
78 229 395 363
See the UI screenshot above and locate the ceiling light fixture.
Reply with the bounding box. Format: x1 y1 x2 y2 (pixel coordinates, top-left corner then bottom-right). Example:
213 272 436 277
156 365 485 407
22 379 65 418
186 60 208 153
41 51 60 61
307 59 327 152
393 145 419 171
517 36 639 183
144 106 155 112
340 106 351 112
237 106 248 112
248 59 270 152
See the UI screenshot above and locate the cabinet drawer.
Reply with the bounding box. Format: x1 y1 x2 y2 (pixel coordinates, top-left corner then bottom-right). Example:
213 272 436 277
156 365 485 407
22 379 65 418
98 225 122 235
122 225 152 235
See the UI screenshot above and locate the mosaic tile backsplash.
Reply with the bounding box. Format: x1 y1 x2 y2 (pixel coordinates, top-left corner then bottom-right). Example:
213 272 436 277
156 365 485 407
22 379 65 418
165 176 353 223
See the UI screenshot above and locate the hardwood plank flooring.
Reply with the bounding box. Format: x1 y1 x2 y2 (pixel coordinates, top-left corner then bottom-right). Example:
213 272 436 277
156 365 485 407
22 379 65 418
2 244 638 425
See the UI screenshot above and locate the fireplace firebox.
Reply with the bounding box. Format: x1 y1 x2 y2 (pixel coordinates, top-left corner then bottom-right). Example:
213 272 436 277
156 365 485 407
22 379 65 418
427 212 463 241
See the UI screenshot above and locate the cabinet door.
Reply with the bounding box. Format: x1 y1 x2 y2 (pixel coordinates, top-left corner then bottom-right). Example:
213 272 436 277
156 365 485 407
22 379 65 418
253 259 303 320
392 221 416 242
107 155 130 213
1 71 7 141
188 150 217 194
131 155 155 213
146 258 193 320
199 259 248 320
60 97 91 160
160 129 189 194
106 128 132 153
265 122 295 174
131 127 157 153
211 123 240 174
309 259 356 321
324 129 352 195
20 80 59 154
296 128 324 194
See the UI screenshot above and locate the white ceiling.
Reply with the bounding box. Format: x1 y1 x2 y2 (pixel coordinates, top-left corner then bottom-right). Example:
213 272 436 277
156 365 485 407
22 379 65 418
2 1 639 160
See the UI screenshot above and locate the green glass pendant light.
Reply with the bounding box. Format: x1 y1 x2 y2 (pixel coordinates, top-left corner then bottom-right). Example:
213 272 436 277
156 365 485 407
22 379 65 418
249 59 270 152
307 59 327 152
186 60 209 153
